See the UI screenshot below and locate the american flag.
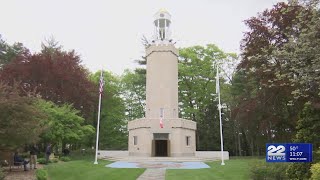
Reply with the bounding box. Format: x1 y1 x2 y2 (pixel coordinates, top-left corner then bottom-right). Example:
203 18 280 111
160 117 164 128
160 108 164 128
99 71 104 94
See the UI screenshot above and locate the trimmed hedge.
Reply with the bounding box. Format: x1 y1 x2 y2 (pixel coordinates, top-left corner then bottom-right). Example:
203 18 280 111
36 169 48 180
311 163 320 180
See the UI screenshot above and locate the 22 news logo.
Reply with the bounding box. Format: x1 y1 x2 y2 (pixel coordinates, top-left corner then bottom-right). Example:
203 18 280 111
267 144 286 162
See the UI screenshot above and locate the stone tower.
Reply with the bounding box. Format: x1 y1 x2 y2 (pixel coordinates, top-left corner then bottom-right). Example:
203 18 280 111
128 9 196 157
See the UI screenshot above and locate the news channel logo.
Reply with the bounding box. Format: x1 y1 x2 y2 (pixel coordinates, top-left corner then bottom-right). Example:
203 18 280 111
266 143 312 163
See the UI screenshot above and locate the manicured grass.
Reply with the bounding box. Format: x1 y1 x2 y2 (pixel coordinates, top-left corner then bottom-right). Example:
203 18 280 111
45 153 258 180
166 159 257 180
46 160 145 180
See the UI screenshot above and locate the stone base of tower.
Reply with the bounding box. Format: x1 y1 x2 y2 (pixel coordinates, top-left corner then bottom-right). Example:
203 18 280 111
128 118 196 157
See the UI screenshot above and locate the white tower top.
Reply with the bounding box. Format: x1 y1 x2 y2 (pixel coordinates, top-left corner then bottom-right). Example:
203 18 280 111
153 8 172 44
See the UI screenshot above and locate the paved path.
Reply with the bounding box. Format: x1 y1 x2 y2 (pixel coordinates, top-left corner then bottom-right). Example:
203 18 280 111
4 168 36 180
3 164 44 180
137 168 166 180
4 169 35 180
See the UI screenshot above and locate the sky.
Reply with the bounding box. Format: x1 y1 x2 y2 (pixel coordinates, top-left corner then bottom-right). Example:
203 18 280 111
1 0 284 75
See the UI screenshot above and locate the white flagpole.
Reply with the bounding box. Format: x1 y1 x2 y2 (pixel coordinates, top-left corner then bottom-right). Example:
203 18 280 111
216 66 225 166
94 70 103 164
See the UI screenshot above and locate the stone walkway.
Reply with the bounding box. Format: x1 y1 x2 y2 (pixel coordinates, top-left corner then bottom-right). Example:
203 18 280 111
137 168 166 180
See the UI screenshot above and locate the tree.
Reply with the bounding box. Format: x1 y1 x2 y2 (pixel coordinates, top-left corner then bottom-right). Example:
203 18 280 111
121 69 146 120
0 35 29 69
294 102 320 148
91 71 127 150
266 4 320 101
232 1 320 155
0 35 8 68
0 44 96 119
37 99 95 151
239 1 314 104
178 44 237 151
0 82 45 150
239 1 320 105
286 102 320 179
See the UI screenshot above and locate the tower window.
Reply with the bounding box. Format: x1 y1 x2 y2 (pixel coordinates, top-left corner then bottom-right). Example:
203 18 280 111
133 136 138 145
186 136 191 146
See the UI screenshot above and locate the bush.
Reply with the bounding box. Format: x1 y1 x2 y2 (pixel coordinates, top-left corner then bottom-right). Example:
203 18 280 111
286 148 320 179
250 160 288 180
314 147 320 163
286 162 311 179
37 157 59 164
311 163 320 180
60 156 71 162
36 169 48 180
0 167 4 180
20 153 29 159
51 158 59 163
37 152 45 159
37 158 49 164
250 161 268 179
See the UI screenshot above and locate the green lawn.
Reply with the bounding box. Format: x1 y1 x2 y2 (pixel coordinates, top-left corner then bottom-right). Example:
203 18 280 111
46 160 145 180
166 159 256 180
45 155 257 180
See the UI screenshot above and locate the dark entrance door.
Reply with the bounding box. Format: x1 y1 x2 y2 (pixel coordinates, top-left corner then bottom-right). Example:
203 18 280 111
152 133 169 157
155 140 168 157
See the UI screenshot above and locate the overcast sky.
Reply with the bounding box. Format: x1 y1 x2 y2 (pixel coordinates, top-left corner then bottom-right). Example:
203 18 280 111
1 0 284 75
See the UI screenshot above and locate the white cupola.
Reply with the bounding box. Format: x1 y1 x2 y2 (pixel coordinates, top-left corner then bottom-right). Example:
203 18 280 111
153 8 172 43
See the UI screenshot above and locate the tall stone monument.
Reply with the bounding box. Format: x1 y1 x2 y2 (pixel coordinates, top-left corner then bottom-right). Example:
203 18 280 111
128 9 197 157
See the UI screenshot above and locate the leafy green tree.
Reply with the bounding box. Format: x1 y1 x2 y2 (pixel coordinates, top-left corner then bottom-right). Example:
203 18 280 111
0 35 29 69
287 102 320 179
178 44 237 151
121 69 146 120
0 82 45 150
37 99 95 150
294 102 320 147
91 71 127 150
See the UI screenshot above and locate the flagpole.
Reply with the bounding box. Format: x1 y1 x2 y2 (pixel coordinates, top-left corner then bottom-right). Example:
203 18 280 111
94 70 103 165
216 65 225 166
